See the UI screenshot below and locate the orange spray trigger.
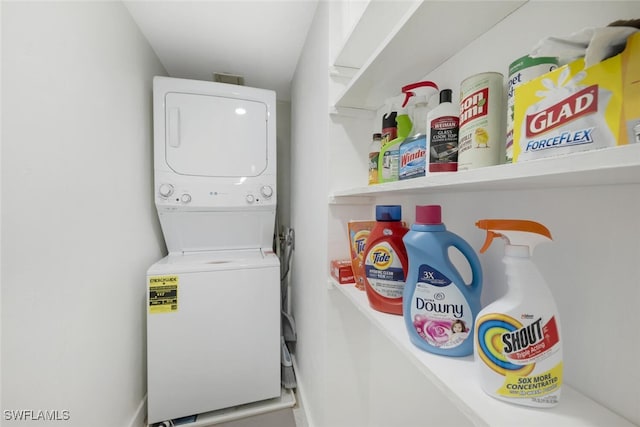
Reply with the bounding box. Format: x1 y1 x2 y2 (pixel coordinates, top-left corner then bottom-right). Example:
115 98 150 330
476 218 553 255
479 230 501 253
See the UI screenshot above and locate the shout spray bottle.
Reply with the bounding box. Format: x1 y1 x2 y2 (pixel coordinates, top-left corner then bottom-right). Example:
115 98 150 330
474 219 562 408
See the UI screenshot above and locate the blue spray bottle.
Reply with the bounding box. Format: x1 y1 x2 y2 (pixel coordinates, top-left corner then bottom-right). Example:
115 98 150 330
402 205 483 357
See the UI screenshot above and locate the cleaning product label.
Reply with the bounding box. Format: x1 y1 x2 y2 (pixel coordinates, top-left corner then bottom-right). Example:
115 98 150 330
380 147 399 181
368 150 380 185
399 136 426 180
516 68 615 161
476 312 562 403
364 241 405 298
409 264 472 349
428 116 459 168
497 362 563 403
149 275 178 313
348 221 376 290
458 72 503 169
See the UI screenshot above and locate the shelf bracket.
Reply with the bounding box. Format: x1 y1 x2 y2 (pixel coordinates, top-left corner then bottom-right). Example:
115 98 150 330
329 65 360 79
328 195 375 205
328 106 376 119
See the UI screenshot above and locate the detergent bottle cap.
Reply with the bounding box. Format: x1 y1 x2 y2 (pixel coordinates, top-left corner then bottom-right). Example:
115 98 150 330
415 205 442 225
475 219 552 257
376 205 402 222
382 111 397 129
440 89 453 104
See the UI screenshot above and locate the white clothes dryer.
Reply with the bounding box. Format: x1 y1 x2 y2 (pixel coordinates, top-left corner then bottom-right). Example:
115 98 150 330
146 77 280 425
152 76 277 253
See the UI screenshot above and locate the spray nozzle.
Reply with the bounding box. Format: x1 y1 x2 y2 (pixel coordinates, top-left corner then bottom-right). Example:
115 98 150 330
401 81 439 108
475 219 552 255
384 94 405 113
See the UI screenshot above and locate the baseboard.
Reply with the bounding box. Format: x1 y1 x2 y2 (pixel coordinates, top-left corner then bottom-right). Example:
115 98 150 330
127 394 147 427
290 355 314 427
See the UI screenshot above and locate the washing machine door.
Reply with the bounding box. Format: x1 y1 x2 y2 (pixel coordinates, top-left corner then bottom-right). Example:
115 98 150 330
164 92 268 177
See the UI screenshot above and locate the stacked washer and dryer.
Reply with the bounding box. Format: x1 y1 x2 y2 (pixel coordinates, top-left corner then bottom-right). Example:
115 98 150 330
146 77 281 425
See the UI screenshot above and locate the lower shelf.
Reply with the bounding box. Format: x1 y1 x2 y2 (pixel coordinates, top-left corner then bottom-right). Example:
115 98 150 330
330 281 634 427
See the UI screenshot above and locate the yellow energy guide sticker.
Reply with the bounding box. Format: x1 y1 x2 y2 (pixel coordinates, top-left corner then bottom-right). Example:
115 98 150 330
149 275 178 314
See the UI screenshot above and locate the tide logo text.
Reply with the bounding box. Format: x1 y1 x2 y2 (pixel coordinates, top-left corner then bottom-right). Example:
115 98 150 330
369 247 392 269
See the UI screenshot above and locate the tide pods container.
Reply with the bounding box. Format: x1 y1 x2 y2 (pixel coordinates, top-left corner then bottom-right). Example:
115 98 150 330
457 72 504 169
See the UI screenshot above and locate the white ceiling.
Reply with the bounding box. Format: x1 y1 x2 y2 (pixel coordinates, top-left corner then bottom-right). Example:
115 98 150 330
124 0 319 101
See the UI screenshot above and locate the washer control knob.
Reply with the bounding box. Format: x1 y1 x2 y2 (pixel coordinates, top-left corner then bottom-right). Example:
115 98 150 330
246 194 255 204
260 185 273 199
158 183 174 198
180 194 192 203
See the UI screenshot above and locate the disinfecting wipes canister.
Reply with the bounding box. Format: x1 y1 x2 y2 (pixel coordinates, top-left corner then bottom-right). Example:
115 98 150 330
458 72 504 170
506 56 558 163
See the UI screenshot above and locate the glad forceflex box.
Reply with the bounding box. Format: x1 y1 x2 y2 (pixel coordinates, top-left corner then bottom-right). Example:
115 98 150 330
513 32 640 162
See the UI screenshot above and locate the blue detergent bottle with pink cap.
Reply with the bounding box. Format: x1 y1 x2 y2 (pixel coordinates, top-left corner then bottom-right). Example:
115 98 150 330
402 205 482 357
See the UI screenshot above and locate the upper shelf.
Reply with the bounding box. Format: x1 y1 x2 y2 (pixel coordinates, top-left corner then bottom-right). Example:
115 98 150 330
330 144 640 201
332 0 418 70
333 0 528 111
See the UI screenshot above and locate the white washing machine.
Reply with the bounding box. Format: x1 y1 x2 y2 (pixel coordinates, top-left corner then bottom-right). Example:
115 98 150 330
146 77 280 425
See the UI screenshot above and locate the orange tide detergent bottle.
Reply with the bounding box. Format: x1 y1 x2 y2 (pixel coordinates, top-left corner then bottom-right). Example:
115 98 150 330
363 205 409 315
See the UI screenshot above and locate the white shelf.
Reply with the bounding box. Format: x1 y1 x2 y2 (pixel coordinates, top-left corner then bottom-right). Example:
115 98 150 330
331 281 635 427
332 0 418 70
330 144 640 201
333 0 527 111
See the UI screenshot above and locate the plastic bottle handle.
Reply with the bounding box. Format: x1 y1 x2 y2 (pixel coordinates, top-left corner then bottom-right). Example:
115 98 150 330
447 234 483 291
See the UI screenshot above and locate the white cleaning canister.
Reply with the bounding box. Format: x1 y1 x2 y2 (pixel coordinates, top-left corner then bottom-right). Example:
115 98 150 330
474 219 562 408
458 72 504 170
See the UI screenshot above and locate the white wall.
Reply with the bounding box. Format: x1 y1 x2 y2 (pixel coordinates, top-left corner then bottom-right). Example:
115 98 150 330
1 2 166 426
277 101 292 231
289 2 329 426
0 0 4 417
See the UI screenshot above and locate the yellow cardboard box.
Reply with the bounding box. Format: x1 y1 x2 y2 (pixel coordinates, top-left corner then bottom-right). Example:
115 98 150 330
513 32 640 162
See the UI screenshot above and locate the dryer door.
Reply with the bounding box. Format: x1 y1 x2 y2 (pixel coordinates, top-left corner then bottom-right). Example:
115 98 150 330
165 92 268 177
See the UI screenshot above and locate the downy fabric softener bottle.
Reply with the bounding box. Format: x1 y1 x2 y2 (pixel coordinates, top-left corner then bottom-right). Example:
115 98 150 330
403 205 482 356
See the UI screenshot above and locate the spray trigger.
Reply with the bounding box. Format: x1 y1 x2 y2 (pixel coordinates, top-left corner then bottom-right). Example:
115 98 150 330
479 230 502 253
401 81 438 108
476 219 552 256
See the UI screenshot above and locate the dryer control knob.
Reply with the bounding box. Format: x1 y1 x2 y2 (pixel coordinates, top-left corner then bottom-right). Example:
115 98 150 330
180 194 192 203
260 185 273 199
158 183 174 198
246 194 255 204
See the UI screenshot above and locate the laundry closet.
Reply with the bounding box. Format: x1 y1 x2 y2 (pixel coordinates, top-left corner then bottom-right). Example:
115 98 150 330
2 1 639 427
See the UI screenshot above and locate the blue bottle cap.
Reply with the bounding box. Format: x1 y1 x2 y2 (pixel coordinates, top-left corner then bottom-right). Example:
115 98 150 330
375 205 401 221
